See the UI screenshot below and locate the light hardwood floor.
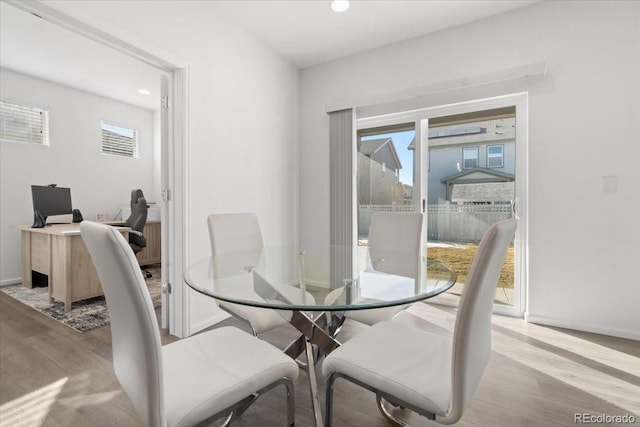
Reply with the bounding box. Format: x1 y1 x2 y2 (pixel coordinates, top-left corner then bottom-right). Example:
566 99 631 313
1 291 638 426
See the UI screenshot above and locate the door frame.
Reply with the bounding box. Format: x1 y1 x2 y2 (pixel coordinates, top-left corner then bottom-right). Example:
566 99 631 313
8 0 191 336
358 92 528 317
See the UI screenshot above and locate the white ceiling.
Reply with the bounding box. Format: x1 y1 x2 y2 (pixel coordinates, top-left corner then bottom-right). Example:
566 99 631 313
0 2 163 111
213 0 539 69
0 1 538 111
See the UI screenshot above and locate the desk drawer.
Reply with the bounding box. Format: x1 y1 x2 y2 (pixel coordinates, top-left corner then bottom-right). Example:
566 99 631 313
30 232 50 274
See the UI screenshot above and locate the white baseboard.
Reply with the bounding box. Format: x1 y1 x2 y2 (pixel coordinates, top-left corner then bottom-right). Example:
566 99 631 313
189 311 231 336
525 313 640 341
304 279 329 289
0 278 21 287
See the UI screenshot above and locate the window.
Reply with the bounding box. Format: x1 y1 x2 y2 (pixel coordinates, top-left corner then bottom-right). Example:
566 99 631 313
462 147 478 169
0 100 49 145
487 144 504 168
101 122 139 158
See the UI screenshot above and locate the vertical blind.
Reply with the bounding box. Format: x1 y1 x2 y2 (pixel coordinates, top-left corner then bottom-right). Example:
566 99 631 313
0 100 49 145
101 122 139 158
329 108 355 288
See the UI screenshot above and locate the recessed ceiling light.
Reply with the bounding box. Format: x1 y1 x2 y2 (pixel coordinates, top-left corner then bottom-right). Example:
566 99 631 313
137 89 151 95
331 0 349 13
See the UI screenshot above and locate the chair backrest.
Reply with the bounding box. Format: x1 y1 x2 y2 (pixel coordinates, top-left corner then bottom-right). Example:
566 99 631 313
442 218 516 424
207 213 265 278
367 212 423 279
80 221 165 427
207 213 264 255
125 189 148 249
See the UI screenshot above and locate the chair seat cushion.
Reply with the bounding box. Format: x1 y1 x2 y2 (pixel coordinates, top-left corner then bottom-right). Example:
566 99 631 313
163 326 299 427
322 320 452 416
221 300 289 334
221 287 317 334
346 305 407 326
217 273 317 334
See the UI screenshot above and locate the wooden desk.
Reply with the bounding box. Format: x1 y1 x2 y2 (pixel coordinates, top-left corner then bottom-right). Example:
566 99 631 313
20 224 129 312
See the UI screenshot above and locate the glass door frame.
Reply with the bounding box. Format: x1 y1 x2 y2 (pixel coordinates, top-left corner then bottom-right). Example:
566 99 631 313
357 93 528 317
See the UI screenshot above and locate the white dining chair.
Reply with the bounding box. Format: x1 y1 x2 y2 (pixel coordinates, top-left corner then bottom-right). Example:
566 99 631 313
80 221 298 427
207 213 316 337
207 213 289 335
332 212 423 326
322 218 517 426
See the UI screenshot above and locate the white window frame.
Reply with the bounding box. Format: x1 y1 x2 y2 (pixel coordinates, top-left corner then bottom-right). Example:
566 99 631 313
0 100 50 146
101 121 139 158
487 144 504 168
462 146 478 169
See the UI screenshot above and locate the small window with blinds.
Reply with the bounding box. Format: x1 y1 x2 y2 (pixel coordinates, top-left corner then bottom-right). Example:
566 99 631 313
0 100 50 145
101 122 139 158
462 146 478 169
487 144 504 168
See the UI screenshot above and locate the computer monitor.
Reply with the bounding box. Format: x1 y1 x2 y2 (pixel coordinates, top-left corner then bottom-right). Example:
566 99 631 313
31 185 73 227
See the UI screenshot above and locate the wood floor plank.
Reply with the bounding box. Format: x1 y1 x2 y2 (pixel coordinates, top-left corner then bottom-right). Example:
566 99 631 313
0 361 28 404
1 290 639 426
23 330 113 380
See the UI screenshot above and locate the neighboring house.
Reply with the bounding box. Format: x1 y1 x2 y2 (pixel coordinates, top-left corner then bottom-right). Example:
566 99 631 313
358 138 405 205
409 117 516 204
441 168 514 204
359 138 402 175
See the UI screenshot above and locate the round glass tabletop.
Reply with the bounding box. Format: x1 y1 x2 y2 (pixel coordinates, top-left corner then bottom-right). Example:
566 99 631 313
185 246 456 312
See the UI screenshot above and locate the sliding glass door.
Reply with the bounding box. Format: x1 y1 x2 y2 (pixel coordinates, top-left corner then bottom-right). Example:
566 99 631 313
357 93 527 316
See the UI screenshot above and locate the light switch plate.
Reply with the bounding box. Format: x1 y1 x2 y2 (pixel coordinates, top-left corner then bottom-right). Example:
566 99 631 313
602 175 617 193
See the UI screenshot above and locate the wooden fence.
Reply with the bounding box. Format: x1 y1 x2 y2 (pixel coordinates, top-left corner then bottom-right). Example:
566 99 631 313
359 203 513 243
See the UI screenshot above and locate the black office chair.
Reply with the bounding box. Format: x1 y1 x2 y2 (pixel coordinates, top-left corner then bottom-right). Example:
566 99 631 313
124 189 152 278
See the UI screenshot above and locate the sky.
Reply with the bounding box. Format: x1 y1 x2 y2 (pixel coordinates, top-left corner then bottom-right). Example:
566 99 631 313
361 130 415 185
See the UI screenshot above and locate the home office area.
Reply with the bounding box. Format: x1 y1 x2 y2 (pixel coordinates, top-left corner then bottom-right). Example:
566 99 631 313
0 3 165 330
1 1 639 426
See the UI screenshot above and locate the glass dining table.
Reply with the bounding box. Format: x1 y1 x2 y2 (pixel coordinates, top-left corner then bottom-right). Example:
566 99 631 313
185 245 456 427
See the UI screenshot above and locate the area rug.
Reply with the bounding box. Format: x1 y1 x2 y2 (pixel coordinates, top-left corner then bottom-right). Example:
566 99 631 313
0 265 162 333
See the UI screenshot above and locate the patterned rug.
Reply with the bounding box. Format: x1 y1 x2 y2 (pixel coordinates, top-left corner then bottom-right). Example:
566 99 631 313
0 265 162 333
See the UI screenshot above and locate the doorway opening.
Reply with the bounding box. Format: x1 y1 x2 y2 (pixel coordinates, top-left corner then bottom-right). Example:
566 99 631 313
4 1 190 336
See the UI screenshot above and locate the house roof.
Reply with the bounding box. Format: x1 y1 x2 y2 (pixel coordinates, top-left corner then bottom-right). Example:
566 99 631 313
451 181 515 203
441 167 514 184
360 138 402 170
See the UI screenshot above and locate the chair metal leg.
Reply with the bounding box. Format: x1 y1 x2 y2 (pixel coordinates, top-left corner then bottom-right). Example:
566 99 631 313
218 411 234 427
283 376 296 427
376 395 409 427
324 372 338 427
233 393 260 417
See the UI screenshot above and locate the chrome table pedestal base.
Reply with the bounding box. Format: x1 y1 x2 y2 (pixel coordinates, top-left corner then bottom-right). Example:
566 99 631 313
281 310 346 427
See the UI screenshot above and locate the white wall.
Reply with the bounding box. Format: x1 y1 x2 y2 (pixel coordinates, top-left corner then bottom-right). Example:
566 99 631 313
61 1 300 331
299 1 640 339
0 68 157 285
